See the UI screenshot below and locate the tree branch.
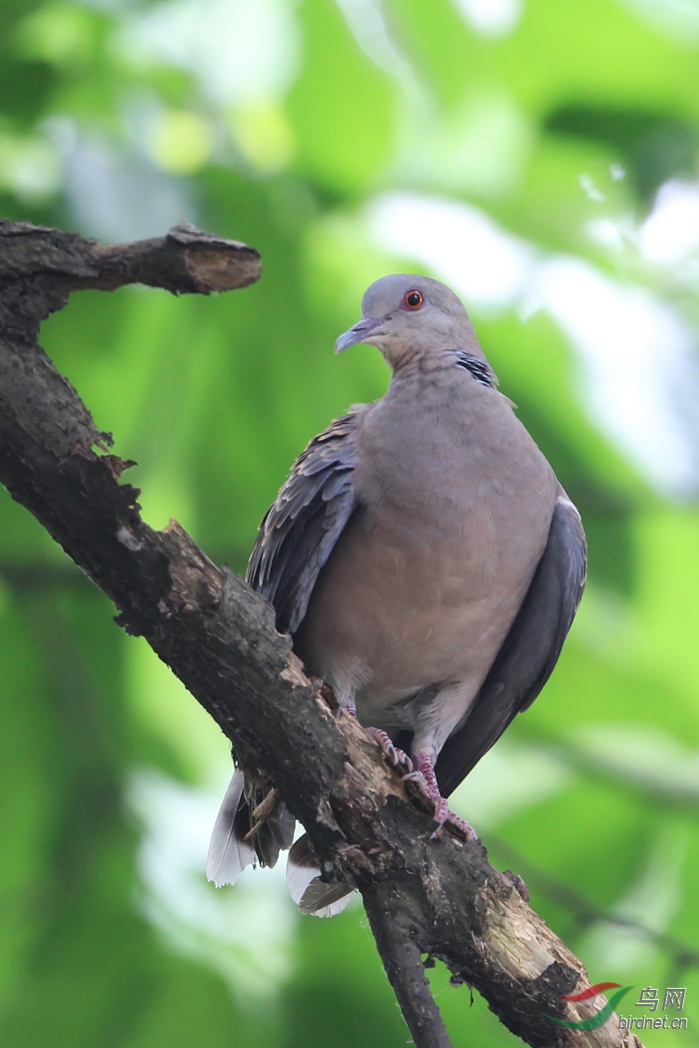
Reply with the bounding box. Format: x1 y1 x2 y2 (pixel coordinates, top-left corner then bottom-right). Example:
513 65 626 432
0 219 645 1048
490 836 699 981
363 885 453 1048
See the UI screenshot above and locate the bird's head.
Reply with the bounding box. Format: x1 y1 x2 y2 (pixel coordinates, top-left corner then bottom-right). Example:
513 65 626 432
335 274 483 369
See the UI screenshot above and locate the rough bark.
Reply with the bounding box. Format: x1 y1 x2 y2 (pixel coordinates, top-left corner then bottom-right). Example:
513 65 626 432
0 219 644 1048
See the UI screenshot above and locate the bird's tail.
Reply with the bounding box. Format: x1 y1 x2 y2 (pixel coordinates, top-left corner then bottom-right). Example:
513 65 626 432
207 770 357 917
286 834 355 917
206 769 295 887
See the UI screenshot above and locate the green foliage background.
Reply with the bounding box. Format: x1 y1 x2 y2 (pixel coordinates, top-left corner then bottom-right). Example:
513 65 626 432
2 0 699 1044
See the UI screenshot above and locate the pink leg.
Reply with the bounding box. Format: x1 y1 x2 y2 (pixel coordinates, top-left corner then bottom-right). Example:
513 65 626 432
404 752 478 841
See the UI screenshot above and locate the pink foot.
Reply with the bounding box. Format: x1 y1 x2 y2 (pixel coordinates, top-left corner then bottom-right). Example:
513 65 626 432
403 752 478 841
366 727 413 773
340 709 413 773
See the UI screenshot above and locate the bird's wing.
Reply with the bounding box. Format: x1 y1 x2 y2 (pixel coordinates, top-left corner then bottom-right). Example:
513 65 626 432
247 408 365 635
435 493 587 797
212 409 361 892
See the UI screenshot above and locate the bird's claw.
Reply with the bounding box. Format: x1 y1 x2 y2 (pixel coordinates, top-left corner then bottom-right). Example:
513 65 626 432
366 726 413 773
402 761 478 842
437 810 478 842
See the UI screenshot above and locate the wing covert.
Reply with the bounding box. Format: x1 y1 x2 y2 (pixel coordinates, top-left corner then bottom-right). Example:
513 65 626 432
247 408 365 635
435 493 587 797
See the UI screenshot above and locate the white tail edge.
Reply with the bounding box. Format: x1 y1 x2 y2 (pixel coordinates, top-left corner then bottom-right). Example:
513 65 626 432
286 834 355 918
206 770 256 887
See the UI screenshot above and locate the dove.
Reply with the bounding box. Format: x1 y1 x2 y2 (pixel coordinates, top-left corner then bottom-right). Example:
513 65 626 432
207 274 586 915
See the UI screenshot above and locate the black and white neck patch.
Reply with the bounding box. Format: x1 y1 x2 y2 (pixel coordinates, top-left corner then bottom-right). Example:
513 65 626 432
454 350 498 388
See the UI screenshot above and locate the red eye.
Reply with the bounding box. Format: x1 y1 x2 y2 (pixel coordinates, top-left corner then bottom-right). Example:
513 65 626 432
403 289 424 310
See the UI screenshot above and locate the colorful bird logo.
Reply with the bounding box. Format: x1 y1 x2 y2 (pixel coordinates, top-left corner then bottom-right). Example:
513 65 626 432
546 982 634 1031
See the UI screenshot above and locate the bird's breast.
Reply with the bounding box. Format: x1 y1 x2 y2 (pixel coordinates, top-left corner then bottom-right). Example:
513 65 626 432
293 382 558 725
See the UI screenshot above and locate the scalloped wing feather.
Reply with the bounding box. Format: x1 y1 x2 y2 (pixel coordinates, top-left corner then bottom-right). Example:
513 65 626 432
247 409 364 634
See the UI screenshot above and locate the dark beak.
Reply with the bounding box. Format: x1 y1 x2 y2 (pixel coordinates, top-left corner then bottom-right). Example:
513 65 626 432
334 315 387 353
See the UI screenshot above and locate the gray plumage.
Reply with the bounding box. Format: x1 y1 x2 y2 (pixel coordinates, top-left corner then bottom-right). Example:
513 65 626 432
208 273 586 910
206 770 254 887
206 769 295 887
286 835 355 918
248 411 360 635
